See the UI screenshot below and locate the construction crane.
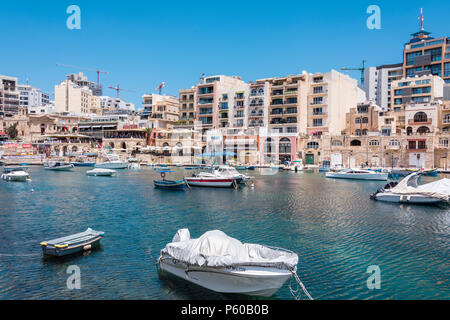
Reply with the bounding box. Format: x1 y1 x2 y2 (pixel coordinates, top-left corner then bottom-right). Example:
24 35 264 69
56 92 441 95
108 84 135 98
341 60 367 88
56 63 109 88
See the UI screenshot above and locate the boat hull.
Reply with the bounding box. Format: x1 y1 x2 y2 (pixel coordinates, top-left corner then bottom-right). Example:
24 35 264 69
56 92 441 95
95 162 128 169
159 258 291 297
42 236 103 257
86 169 116 176
71 162 96 167
374 193 443 204
326 172 388 181
1 172 29 182
154 180 186 190
185 177 235 188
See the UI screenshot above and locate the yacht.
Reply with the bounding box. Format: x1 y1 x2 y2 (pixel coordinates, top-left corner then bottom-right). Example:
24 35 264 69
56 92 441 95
214 165 253 184
1 167 31 182
326 168 388 181
95 153 128 169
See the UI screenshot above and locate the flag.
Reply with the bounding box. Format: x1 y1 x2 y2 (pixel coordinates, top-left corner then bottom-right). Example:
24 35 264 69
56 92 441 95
156 82 165 91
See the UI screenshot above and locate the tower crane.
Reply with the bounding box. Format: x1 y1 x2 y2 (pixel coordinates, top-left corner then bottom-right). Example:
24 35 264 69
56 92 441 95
108 84 135 98
56 63 109 88
341 60 367 88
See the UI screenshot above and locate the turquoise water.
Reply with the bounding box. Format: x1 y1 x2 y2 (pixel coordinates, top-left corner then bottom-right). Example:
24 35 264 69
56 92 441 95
0 167 449 300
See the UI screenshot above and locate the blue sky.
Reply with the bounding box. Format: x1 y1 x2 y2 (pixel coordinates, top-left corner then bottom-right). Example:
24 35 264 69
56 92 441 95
0 0 449 108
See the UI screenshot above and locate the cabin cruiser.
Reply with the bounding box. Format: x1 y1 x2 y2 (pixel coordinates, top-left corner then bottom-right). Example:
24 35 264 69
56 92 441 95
326 168 388 181
158 229 302 297
184 172 236 188
1 167 31 182
283 160 303 172
95 153 128 169
371 173 450 204
86 168 117 177
214 165 253 184
44 161 74 171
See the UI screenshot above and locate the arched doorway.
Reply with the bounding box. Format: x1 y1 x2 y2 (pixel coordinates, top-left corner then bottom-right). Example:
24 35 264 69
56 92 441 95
414 112 428 123
40 124 46 135
121 142 127 150
407 127 413 136
350 140 361 147
279 138 291 163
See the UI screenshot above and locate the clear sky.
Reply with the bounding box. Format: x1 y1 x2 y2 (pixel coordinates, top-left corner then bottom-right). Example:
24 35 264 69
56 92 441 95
0 0 449 109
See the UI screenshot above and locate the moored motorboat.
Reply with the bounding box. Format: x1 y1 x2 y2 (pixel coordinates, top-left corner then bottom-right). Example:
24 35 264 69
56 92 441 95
158 229 308 298
86 168 117 176
40 228 104 257
371 173 450 204
185 172 237 188
326 168 388 181
95 153 128 169
215 165 253 184
44 161 74 171
1 167 31 182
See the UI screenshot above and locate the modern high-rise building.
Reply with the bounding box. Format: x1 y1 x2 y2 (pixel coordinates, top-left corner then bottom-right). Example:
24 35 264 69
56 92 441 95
364 63 404 111
17 85 50 109
403 10 450 83
0 75 20 116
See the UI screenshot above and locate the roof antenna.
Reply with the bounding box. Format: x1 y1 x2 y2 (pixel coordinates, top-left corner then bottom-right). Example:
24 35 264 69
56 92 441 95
419 8 424 31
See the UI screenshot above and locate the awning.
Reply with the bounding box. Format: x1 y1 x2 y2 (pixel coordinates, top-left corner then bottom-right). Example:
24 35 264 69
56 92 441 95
78 126 91 129
103 125 117 128
225 139 256 145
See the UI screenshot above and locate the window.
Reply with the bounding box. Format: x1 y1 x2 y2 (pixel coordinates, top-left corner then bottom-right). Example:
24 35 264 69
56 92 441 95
389 139 401 147
439 138 449 147
355 118 361 124
413 112 428 123
445 63 450 77
350 140 361 146
331 140 343 147
362 117 369 124
406 51 422 65
307 142 319 149
279 138 291 154
369 140 380 146
313 119 323 127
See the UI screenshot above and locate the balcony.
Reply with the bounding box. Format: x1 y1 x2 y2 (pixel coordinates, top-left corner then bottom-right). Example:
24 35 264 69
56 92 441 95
408 119 432 125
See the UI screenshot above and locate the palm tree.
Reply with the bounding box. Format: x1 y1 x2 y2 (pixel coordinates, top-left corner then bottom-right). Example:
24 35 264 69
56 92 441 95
7 123 19 140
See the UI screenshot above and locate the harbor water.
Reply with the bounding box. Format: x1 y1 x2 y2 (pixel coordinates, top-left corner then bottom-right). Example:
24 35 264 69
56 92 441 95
0 167 449 300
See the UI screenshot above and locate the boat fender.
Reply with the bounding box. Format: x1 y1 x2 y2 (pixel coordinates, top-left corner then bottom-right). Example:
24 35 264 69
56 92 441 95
161 172 166 179
83 244 92 251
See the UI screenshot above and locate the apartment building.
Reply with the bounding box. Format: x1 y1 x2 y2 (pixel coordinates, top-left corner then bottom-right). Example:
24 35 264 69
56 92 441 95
389 74 444 133
0 75 20 116
195 75 248 130
344 101 381 136
66 72 103 96
364 63 404 111
177 88 196 128
54 80 93 115
17 85 50 110
403 28 450 83
247 81 269 130
307 70 364 137
101 97 135 115
140 94 179 129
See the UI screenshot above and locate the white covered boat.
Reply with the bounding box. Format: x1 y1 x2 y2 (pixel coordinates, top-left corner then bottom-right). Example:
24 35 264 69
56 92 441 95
95 154 128 169
1 167 31 182
326 168 388 181
371 173 450 204
86 168 117 177
158 229 302 297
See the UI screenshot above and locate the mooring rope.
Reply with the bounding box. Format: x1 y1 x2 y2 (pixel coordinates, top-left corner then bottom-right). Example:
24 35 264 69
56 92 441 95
289 271 313 300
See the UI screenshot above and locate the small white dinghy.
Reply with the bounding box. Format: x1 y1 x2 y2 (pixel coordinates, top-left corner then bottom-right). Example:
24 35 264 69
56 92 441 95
371 173 450 204
158 229 312 298
86 168 117 177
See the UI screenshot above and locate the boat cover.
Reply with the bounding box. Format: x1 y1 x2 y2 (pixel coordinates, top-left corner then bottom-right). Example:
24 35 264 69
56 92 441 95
161 229 298 270
391 173 450 201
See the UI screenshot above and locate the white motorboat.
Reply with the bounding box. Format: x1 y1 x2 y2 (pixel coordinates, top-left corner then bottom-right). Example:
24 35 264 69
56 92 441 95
284 160 303 172
371 173 450 204
95 154 128 169
44 161 74 171
86 168 117 177
127 158 141 170
185 173 237 188
214 165 253 184
1 167 30 182
326 168 388 181
158 229 302 297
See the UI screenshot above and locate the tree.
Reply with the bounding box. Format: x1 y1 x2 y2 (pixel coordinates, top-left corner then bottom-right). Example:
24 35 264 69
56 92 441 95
6 123 18 140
